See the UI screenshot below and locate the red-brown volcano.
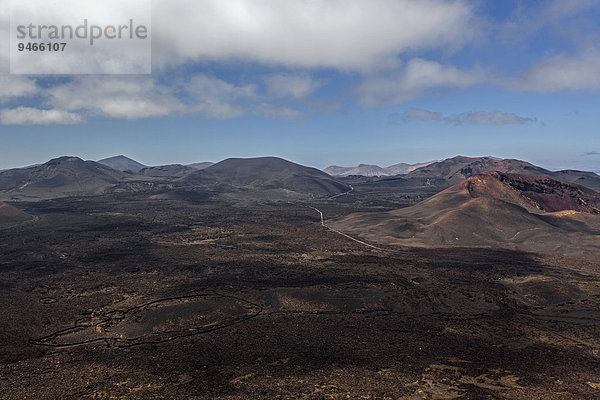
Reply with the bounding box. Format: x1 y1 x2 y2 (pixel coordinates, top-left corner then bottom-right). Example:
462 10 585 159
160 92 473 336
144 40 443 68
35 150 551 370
330 172 600 259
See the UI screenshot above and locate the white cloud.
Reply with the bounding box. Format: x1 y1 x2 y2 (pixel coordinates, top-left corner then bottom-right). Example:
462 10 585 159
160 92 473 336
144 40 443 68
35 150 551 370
35 74 298 121
46 76 185 119
357 59 484 107
0 1 476 73
263 73 322 99
0 107 83 125
512 50 600 92
0 76 39 102
152 0 475 71
395 108 537 126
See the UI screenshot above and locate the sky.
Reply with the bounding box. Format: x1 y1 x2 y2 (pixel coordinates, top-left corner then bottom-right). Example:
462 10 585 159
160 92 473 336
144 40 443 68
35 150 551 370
0 0 599 172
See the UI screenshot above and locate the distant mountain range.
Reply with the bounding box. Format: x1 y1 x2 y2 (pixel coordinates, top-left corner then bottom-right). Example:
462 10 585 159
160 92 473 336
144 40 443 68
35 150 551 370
331 171 600 259
0 154 597 201
0 156 351 200
324 161 436 177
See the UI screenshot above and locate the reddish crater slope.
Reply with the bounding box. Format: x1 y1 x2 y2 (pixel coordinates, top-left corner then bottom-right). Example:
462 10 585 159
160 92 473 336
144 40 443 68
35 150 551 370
465 172 600 214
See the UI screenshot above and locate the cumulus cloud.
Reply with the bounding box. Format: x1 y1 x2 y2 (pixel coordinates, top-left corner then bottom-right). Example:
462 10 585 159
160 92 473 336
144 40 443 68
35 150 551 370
3 74 298 123
152 0 475 71
0 72 315 124
46 77 184 119
395 108 537 126
511 50 600 92
0 76 39 102
0 0 475 73
44 75 258 120
0 107 83 125
357 59 484 107
263 73 322 99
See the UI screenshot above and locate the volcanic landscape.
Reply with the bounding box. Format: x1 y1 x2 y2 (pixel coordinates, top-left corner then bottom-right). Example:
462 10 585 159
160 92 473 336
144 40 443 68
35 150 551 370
1 155 600 399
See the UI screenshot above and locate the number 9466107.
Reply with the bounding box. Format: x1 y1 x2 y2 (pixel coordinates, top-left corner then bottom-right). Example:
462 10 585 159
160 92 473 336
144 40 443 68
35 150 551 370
17 42 66 52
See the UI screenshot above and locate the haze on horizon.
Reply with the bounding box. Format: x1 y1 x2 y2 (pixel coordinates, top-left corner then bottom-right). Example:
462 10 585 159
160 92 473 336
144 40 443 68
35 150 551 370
1 0 599 172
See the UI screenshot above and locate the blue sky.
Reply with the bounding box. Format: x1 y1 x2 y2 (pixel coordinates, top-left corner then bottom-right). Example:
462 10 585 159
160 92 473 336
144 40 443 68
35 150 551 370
0 0 599 171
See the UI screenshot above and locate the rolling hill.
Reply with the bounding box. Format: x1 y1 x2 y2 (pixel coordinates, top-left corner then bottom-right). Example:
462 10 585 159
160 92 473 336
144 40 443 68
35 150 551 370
330 171 600 259
98 155 147 173
0 157 124 201
184 157 350 196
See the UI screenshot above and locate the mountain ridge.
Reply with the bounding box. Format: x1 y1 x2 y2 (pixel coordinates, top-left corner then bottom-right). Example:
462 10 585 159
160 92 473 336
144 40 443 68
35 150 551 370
324 160 436 177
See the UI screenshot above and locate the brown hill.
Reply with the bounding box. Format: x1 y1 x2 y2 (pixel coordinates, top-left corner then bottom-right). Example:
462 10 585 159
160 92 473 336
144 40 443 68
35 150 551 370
330 172 600 259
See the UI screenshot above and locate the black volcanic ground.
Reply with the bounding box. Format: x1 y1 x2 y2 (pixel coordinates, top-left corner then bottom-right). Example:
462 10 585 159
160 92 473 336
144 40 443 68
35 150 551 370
1 155 600 399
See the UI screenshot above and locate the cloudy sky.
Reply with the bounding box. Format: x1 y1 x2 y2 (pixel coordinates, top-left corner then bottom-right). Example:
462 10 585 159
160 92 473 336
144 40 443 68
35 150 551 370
0 0 599 171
